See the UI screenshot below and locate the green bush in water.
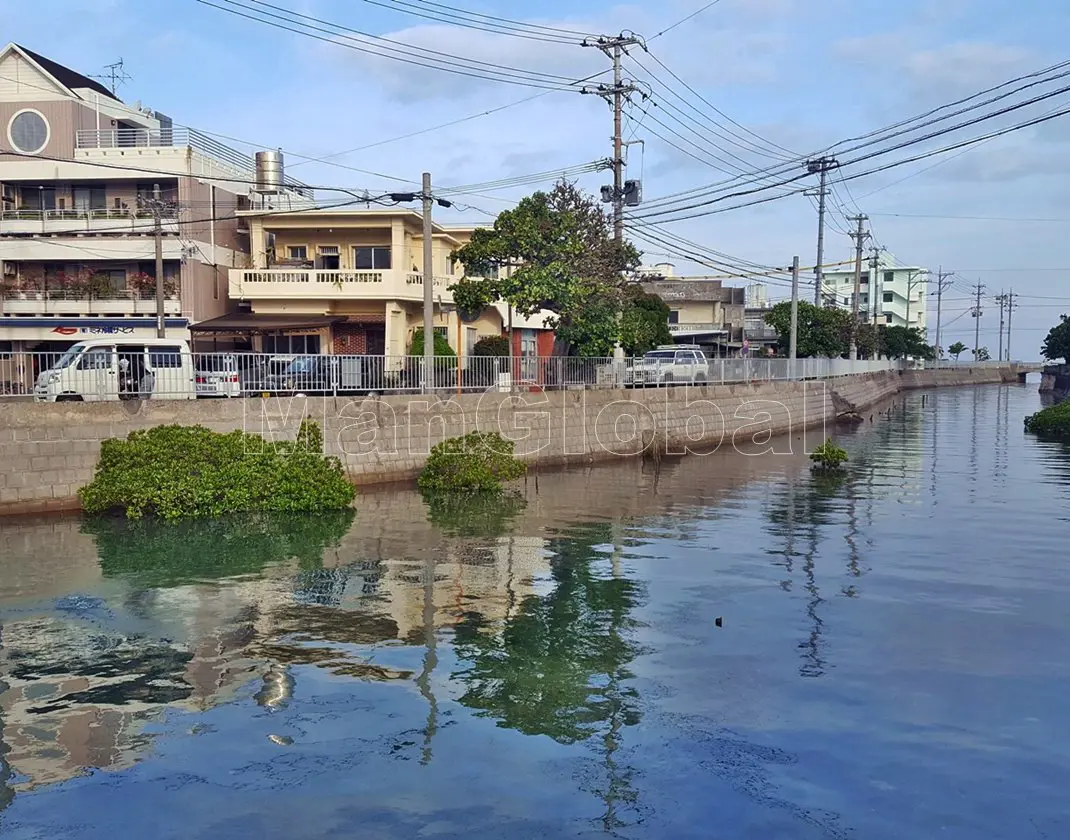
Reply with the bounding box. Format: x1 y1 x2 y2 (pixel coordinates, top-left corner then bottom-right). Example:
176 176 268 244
418 430 527 493
79 418 356 520
810 438 849 472
1024 399 1070 440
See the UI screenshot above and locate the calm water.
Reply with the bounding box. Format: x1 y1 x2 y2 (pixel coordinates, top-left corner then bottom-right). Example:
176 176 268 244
1 382 1068 839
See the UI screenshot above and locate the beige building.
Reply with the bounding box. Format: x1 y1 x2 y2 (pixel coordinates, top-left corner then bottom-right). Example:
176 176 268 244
215 207 548 358
641 262 746 356
0 42 311 370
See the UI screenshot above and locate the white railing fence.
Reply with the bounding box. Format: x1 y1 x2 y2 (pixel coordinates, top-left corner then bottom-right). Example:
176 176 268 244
0 352 917 401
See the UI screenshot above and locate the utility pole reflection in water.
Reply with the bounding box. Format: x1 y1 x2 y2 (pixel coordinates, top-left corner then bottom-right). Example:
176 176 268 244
415 557 439 766
0 624 13 814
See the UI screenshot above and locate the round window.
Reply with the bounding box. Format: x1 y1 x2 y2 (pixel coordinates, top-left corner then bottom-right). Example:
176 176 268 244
8 110 49 154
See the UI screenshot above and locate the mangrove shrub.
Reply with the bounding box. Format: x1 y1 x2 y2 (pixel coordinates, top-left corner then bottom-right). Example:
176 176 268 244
1024 400 1070 440
79 419 356 520
810 438 849 472
418 430 527 493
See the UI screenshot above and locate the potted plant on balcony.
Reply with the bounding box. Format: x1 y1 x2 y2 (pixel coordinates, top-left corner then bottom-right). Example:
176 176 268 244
18 266 45 299
86 272 115 300
129 271 155 299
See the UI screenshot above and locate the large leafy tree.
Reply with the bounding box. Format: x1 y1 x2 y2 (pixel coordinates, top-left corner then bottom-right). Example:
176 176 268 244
619 286 673 355
1041 314 1070 363
882 326 936 360
450 182 641 356
763 301 852 358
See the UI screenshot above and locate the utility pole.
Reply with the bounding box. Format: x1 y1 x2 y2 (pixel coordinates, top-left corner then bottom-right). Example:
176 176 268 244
971 281 986 359
582 34 641 245
847 214 868 360
905 270 928 329
789 255 800 372
806 157 839 306
153 183 165 338
422 172 434 393
932 267 955 359
995 290 1008 361
1006 290 1018 361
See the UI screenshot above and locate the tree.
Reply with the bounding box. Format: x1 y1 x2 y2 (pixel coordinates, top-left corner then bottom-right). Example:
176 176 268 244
763 301 852 358
618 286 672 356
882 326 936 360
408 327 455 357
948 341 967 360
973 346 991 362
1041 314 1070 364
471 335 510 356
450 181 641 357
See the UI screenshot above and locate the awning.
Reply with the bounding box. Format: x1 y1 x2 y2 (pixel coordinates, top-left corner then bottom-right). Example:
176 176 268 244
190 313 346 334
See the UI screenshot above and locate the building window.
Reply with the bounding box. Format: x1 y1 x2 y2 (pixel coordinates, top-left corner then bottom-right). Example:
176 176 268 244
861 294 868 304
668 310 680 324
353 246 391 270
861 273 869 285
884 271 895 284
885 315 893 324
433 326 448 337
8 109 49 155
0 340 13 359
486 264 500 280
287 245 307 261
263 334 320 355
883 292 894 303
73 186 106 211
843 297 849 306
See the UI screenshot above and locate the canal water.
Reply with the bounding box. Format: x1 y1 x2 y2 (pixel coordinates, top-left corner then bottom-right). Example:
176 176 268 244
0 382 1067 839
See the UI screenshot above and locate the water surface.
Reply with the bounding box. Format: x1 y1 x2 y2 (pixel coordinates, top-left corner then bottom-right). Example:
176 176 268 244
1 383 1068 839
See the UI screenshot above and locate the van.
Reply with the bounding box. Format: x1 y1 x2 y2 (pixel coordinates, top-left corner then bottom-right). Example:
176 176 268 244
33 338 196 402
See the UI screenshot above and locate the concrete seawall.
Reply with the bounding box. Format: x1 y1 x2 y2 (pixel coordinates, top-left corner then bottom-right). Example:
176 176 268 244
0 365 1017 516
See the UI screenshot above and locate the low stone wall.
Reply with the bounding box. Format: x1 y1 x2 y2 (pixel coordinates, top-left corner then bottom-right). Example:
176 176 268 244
0 366 1015 516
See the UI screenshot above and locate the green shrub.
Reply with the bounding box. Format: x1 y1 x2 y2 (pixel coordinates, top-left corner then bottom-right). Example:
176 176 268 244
409 327 456 358
422 489 526 537
472 334 510 357
1024 400 1070 440
79 418 356 520
810 438 849 471
418 431 527 493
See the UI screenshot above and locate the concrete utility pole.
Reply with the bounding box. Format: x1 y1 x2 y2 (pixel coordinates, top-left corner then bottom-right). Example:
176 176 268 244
1006 290 1018 361
422 172 434 393
806 157 839 306
995 290 1008 361
971 280 986 358
847 214 868 360
153 183 165 338
905 270 928 330
583 34 641 245
932 267 955 358
789 255 800 374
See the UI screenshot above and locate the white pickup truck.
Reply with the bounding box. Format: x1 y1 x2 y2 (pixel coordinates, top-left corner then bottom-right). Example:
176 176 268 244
630 345 710 386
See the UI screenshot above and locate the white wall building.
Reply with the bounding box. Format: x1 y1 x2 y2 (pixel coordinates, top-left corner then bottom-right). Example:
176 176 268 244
821 254 929 331
0 42 311 363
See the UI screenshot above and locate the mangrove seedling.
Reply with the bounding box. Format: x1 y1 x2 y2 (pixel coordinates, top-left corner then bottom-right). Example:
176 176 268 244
810 439 849 472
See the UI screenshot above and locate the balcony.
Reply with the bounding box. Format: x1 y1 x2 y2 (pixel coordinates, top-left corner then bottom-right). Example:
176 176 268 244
229 269 455 304
0 289 181 317
75 128 313 198
0 209 179 236
669 322 728 336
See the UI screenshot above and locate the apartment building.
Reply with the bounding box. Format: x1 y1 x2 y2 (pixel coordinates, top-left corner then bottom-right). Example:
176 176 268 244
0 43 311 366
640 262 746 356
821 255 929 331
215 206 554 358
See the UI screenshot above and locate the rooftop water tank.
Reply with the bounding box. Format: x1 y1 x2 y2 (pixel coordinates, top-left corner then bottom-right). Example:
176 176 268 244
255 149 284 193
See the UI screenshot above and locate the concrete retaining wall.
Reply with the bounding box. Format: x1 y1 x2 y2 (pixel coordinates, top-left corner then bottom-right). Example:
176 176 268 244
0 365 1014 516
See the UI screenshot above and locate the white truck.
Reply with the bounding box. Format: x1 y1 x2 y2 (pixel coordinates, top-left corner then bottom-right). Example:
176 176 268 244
34 338 197 402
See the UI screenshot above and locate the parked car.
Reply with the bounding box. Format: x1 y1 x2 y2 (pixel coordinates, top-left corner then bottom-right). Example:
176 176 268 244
266 355 378 395
34 338 196 402
630 345 709 386
195 354 242 398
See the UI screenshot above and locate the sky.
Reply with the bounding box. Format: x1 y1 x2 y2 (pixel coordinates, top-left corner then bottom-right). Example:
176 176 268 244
2 0 1068 355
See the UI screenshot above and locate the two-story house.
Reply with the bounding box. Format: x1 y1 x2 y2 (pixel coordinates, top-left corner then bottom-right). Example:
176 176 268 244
212 207 554 361
0 43 311 372
640 263 746 356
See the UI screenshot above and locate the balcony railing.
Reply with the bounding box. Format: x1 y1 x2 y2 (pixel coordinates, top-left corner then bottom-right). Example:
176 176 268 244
230 269 455 301
75 128 314 198
0 208 179 235
668 323 727 334
0 288 181 316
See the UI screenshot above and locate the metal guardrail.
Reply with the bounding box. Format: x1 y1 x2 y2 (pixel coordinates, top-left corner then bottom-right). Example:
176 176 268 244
74 128 314 198
0 352 905 402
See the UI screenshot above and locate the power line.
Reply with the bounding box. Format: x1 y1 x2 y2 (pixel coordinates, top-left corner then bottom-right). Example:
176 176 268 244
648 0 724 42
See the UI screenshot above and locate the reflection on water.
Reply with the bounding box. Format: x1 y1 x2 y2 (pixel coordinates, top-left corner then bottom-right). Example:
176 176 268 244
1 383 1069 839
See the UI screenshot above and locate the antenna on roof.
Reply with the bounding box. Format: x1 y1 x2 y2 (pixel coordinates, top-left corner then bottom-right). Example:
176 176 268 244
89 58 132 95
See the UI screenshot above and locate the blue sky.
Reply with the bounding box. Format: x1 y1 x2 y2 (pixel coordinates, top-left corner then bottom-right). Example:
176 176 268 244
3 0 1069 353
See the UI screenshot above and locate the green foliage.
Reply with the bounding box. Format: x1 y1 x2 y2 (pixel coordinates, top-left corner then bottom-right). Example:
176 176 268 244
450 181 641 357
422 489 527 537
408 327 456 357
973 346 991 362
471 334 511 356
1024 399 1070 440
1041 314 1070 364
619 285 673 355
79 419 356 521
882 325 936 360
948 341 968 360
810 438 849 471
764 301 852 358
83 511 355 587
417 430 527 493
